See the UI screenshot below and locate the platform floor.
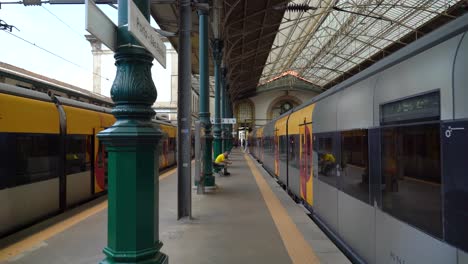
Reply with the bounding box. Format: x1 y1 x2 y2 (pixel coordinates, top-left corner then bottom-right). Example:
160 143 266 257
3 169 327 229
0 150 350 264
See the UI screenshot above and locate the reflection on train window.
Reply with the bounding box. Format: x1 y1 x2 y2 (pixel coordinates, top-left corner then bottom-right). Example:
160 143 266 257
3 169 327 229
14 134 60 186
96 142 108 188
66 135 92 175
341 130 369 204
317 135 337 187
0 134 13 189
169 138 176 151
279 136 287 161
381 123 442 238
289 135 300 168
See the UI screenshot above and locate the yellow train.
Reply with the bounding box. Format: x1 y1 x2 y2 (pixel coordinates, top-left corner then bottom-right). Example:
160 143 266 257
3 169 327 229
0 83 177 237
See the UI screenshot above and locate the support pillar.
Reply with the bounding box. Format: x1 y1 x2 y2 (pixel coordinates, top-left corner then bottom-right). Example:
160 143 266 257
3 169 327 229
221 67 226 153
222 69 231 153
97 1 168 263
197 1 215 187
177 0 192 219
212 39 223 158
227 97 233 151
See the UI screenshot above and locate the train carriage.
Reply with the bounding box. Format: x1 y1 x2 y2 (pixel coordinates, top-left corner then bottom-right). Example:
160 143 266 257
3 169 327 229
0 85 115 236
255 127 264 163
257 13 468 264
261 118 276 177
275 114 289 183
0 83 178 238
248 128 256 158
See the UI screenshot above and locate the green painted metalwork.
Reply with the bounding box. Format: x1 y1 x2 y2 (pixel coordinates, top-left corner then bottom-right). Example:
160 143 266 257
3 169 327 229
221 67 227 153
212 39 223 158
97 0 168 263
227 97 233 151
197 6 215 187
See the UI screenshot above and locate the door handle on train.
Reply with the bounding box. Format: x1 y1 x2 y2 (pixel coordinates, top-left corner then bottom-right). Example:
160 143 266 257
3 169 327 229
445 126 465 138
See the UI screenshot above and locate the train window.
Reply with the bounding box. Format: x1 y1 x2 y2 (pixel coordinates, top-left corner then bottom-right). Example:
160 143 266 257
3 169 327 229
316 135 337 187
66 135 92 175
96 141 104 168
341 130 369 204
381 123 442 238
14 134 60 186
0 134 14 189
289 135 299 168
279 136 287 161
170 137 176 151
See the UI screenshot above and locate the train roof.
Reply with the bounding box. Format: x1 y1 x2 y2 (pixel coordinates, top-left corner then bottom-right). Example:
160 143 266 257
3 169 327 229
0 83 179 128
0 82 111 114
0 62 113 106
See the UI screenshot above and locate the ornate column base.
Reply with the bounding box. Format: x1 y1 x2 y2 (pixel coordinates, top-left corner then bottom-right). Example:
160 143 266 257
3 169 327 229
100 241 168 264
195 130 215 188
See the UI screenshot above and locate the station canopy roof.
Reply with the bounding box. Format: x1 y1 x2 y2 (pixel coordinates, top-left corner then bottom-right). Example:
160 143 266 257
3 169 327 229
150 0 468 101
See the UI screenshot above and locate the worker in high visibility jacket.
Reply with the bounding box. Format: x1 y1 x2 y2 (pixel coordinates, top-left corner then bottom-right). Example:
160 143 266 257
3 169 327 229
320 153 336 176
214 151 232 176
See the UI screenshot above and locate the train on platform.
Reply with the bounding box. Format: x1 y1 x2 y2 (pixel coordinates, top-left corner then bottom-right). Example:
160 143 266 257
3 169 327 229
0 83 177 238
249 14 468 264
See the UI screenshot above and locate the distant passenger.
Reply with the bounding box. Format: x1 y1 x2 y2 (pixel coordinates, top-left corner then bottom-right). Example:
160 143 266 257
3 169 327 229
214 151 232 176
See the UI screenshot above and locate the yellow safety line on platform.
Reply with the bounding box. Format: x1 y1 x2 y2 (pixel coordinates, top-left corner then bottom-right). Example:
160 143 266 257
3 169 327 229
245 154 320 264
0 167 177 261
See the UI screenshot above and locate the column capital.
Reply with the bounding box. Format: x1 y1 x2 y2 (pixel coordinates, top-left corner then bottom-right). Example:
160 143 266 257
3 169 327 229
85 34 102 52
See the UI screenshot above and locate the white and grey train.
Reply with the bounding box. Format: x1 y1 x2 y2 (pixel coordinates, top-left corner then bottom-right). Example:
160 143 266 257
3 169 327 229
250 13 468 264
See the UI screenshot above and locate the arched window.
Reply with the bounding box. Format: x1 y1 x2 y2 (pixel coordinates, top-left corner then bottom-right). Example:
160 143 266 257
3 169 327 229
235 100 254 126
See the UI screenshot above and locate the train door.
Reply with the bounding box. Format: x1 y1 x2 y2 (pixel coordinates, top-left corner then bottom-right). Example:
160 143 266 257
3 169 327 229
94 128 108 194
299 119 313 206
274 128 279 177
161 134 168 169
441 120 468 253
260 136 264 162
314 131 341 232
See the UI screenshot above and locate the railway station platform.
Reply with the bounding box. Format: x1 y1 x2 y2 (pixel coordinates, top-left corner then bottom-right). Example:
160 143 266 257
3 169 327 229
0 149 350 264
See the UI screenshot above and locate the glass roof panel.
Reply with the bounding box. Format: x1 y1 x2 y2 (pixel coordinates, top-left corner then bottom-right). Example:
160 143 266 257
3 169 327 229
260 0 463 87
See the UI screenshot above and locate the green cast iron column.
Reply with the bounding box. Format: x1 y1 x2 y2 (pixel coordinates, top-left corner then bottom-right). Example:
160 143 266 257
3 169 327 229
197 3 215 187
220 67 226 153
227 96 233 151
97 1 168 263
212 39 223 158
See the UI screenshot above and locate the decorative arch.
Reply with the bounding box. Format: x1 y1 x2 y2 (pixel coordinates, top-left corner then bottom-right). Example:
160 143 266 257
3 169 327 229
267 95 302 120
234 99 255 128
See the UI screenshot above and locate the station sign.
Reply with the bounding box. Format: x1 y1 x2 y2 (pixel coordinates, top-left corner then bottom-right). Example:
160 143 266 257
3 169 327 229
222 118 237 124
85 0 117 51
128 0 166 68
85 0 167 68
209 118 237 124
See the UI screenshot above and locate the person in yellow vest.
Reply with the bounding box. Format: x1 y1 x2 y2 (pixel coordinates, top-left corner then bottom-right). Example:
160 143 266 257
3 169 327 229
214 151 232 176
320 152 336 176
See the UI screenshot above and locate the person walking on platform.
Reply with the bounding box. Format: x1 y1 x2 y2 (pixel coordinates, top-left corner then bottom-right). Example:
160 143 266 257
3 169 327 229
214 151 232 176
